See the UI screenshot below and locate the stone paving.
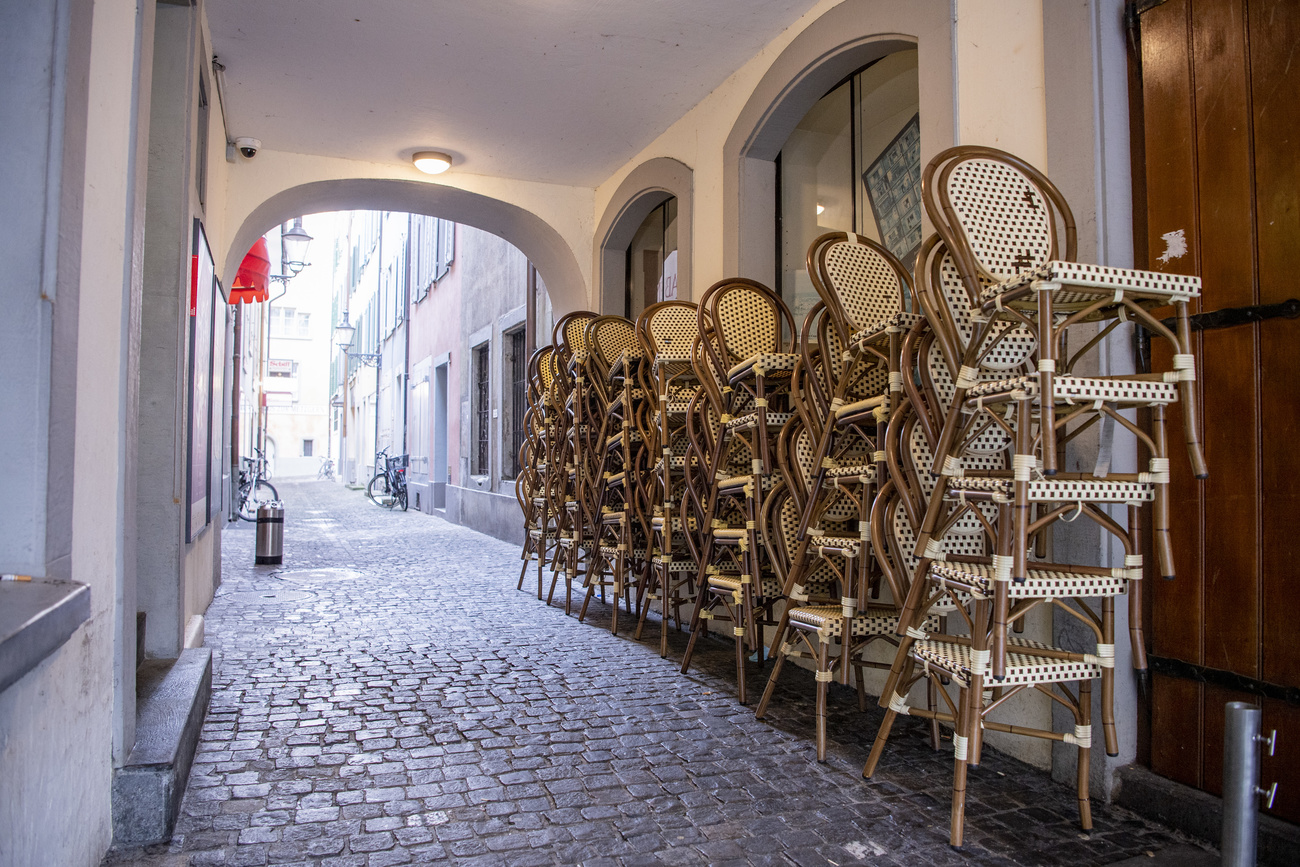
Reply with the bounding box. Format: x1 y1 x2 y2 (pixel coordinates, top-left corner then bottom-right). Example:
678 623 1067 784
104 480 1207 867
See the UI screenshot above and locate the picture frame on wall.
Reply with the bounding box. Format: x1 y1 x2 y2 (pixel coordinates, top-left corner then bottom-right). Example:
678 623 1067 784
862 113 922 267
187 219 215 541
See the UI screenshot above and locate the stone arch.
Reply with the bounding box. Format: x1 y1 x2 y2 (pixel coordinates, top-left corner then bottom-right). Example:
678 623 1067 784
223 178 587 316
593 157 693 312
722 0 955 283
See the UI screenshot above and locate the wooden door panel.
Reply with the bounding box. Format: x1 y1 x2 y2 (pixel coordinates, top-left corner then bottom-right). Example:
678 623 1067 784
1137 0 1299 815
1249 0 1300 307
1142 0 1205 663
1151 674 1202 788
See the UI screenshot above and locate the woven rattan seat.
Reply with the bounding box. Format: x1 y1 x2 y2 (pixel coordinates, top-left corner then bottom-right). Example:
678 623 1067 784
946 475 1157 504
708 572 782 598
928 560 1130 600
724 410 794 431
726 351 800 382
849 311 926 349
965 374 1178 406
983 260 1201 311
912 638 1104 689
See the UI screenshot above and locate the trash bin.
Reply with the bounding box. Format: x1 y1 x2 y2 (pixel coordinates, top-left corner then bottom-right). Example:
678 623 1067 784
255 502 284 565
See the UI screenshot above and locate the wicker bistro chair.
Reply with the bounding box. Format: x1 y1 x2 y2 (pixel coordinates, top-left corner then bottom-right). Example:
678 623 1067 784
577 315 650 633
549 311 600 614
517 346 565 597
921 145 1205 580
866 306 1146 847
633 301 705 655
754 415 942 761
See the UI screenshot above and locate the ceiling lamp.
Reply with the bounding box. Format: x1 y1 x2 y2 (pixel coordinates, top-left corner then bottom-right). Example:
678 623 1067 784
412 151 452 174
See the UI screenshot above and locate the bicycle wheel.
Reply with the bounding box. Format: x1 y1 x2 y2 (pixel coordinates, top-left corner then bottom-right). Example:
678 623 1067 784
237 479 279 521
397 483 408 511
367 472 396 508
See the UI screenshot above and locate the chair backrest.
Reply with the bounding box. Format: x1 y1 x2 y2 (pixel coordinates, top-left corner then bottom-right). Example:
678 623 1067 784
637 300 698 360
552 310 597 368
808 232 913 343
924 146 1077 303
586 315 638 380
698 278 794 372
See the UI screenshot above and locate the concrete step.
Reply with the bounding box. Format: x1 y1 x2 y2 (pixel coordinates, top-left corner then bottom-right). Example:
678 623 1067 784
110 648 212 847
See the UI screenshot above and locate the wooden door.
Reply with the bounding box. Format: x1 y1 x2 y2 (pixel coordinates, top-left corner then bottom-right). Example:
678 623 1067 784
1130 0 1299 825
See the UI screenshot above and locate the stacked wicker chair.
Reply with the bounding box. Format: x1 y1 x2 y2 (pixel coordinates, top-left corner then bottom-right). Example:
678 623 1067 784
549 311 599 613
863 147 1205 847
577 314 649 633
516 345 564 598
634 301 705 656
680 279 797 704
512 143 1204 852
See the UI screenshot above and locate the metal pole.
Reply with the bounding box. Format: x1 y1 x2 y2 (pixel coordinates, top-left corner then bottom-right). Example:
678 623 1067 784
1222 702 1278 867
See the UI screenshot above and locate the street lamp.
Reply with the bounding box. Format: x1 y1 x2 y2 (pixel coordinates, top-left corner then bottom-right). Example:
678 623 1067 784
281 218 313 276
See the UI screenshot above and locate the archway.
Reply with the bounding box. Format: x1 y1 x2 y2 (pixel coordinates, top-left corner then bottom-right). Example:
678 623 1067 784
593 157 693 310
721 0 955 283
223 178 587 317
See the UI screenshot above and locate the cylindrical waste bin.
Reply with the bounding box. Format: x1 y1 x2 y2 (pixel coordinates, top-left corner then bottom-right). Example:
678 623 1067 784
255 502 284 565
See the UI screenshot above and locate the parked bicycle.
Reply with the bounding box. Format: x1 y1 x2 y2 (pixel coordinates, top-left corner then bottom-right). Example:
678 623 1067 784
366 448 408 511
316 457 335 479
235 447 279 521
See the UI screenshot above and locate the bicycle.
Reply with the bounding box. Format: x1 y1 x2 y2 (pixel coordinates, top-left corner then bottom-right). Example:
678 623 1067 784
366 448 409 511
316 457 335 479
235 448 279 521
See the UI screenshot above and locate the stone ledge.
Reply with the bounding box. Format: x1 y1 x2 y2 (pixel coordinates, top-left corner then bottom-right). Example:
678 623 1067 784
111 648 212 847
0 580 91 694
1117 764 1300 866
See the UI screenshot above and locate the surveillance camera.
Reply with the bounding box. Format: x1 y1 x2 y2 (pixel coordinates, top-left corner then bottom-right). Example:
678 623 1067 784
235 137 261 159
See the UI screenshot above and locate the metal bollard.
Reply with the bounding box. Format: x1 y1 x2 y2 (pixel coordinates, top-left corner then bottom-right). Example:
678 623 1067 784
1222 701 1278 867
255 502 284 565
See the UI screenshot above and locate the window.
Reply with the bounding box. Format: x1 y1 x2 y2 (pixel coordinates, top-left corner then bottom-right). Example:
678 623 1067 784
504 329 527 479
302 439 314 457
625 198 678 321
297 311 311 338
412 216 456 301
777 49 919 321
472 343 490 475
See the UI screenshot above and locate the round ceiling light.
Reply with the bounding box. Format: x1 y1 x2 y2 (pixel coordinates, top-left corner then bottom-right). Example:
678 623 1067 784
412 151 452 174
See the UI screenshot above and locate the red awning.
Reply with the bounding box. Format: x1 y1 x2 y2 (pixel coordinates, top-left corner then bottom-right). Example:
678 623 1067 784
229 237 270 304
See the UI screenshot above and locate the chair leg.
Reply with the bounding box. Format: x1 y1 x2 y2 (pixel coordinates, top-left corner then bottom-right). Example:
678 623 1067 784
928 678 942 752
1077 680 1094 832
815 639 831 762
754 625 790 721
948 683 975 849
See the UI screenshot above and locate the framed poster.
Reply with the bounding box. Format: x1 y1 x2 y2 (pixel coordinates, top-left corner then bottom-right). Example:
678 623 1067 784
187 219 215 541
862 113 922 267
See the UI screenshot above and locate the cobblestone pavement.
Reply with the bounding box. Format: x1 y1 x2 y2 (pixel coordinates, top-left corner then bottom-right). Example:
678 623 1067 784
105 480 1204 867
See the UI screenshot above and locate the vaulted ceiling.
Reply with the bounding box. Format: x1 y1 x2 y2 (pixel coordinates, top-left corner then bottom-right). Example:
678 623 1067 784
207 0 821 187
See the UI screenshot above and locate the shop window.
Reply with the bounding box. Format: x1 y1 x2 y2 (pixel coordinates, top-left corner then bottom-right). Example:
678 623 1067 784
777 49 920 321
625 198 678 321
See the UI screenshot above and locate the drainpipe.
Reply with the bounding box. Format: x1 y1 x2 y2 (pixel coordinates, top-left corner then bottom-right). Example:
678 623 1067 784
526 263 537 359
402 214 411 458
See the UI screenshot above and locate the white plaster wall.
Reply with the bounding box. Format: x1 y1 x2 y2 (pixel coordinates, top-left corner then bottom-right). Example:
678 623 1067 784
0 0 142 862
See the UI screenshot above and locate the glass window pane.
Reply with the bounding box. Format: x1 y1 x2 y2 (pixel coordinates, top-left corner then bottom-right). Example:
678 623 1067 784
855 49 921 267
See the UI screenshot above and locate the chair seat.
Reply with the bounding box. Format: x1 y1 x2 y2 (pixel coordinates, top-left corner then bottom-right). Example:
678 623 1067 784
650 515 697 532
966 374 1178 406
724 410 794 431
823 462 878 484
727 352 799 382
652 557 697 573
850 312 926 349
788 604 938 638
947 475 1157 504
928 560 1130 600
709 572 782 598
912 637 1103 689
805 534 863 559
984 260 1201 310
834 393 888 421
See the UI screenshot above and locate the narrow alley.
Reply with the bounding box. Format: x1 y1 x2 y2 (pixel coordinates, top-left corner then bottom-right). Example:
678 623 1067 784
104 481 1200 867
